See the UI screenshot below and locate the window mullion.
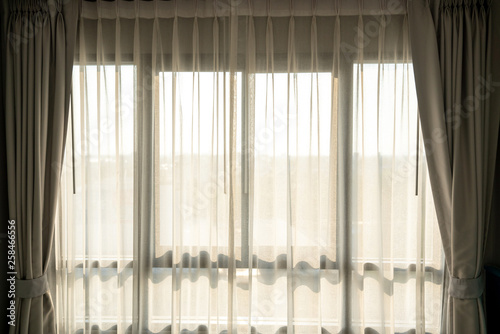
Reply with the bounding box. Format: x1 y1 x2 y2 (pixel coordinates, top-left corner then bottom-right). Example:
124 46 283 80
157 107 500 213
241 70 250 269
338 54 354 331
132 56 155 332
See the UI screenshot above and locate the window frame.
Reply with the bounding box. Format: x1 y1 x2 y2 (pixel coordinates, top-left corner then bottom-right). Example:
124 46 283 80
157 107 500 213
65 14 445 332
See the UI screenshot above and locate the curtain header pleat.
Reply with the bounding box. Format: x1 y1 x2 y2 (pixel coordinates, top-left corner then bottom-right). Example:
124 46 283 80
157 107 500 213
8 0 67 17
80 0 408 19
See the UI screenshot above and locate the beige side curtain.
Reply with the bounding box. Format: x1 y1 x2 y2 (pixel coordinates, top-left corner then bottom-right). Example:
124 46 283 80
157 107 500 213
408 0 499 333
4 0 77 333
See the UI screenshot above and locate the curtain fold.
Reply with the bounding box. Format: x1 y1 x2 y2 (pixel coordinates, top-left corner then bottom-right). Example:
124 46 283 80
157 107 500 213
4 0 78 333
408 0 499 333
55 1 444 333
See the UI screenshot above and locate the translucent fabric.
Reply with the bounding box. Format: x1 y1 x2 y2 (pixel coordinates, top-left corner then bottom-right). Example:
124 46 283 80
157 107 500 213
55 1 444 333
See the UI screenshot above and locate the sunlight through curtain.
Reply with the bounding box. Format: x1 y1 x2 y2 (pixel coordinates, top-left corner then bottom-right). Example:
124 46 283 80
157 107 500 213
55 1 444 333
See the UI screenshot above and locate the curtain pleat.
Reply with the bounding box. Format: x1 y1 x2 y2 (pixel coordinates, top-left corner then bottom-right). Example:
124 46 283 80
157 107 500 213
4 0 78 333
408 0 498 333
55 1 445 333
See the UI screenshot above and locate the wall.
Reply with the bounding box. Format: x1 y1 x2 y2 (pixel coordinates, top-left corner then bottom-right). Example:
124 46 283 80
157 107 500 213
485 0 500 268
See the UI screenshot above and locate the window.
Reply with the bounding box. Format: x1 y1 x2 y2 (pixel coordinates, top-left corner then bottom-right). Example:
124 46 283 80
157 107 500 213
56 13 444 334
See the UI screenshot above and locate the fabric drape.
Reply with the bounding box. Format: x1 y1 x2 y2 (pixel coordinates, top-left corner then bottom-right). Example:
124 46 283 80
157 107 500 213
55 0 444 333
4 0 78 333
408 0 499 333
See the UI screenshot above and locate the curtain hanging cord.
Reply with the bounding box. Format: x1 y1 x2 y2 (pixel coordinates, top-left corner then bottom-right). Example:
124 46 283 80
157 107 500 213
415 111 420 196
71 85 76 195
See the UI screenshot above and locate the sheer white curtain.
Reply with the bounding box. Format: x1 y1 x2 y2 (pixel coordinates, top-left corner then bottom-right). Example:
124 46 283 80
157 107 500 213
55 0 444 333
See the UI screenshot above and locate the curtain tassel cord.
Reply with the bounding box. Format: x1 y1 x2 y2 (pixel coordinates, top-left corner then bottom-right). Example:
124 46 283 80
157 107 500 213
415 111 420 196
71 87 76 195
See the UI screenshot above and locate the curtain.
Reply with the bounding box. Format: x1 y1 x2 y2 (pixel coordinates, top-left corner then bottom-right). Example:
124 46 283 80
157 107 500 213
4 0 78 333
55 0 444 333
408 0 499 333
